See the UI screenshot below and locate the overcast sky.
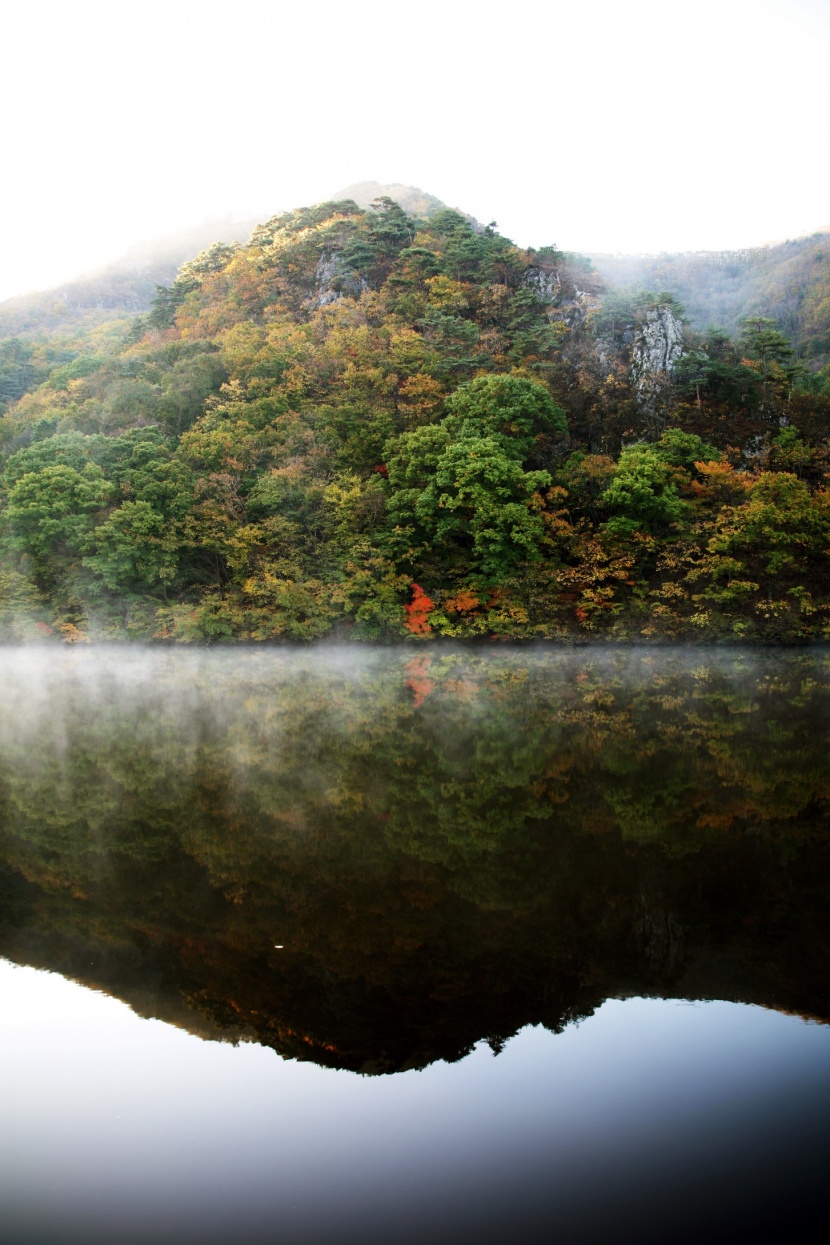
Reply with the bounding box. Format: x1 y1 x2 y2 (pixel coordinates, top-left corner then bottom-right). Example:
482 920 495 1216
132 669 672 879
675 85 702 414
2 0 829 301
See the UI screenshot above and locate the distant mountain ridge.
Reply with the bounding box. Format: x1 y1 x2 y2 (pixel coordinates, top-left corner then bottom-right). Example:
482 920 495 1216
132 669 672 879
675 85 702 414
591 229 830 368
0 216 260 338
334 180 451 218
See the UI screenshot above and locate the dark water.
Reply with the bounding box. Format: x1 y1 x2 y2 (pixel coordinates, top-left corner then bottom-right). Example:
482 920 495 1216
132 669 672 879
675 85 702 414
0 645 829 1243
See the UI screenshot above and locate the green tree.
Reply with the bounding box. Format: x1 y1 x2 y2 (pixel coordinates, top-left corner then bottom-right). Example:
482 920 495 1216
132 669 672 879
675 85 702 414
444 374 567 456
386 427 550 584
740 316 794 376
3 464 113 577
601 445 688 534
709 471 828 579
83 500 180 592
656 428 718 470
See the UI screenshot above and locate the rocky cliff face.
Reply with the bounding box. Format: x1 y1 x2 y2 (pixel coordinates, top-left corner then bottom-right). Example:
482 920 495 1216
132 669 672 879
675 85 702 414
310 251 368 307
523 263 603 327
630 305 684 434
631 305 684 382
313 252 342 306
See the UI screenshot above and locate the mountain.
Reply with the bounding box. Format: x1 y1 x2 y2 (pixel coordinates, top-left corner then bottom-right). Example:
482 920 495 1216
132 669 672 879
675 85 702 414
1 191 830 645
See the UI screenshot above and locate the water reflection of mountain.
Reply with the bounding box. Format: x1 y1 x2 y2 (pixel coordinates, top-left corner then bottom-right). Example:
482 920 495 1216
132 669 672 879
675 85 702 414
1 647 828 1072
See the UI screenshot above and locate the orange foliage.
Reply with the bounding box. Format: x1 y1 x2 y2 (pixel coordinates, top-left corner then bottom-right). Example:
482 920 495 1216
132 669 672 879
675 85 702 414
404 656 434 707
693 459 750 505
396 373 446 427
59 623 90 644
443 590 480 615
403 583 434 635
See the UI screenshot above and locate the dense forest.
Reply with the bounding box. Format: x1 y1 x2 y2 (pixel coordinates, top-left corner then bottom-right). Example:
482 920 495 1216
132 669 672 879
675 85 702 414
2 193 830 643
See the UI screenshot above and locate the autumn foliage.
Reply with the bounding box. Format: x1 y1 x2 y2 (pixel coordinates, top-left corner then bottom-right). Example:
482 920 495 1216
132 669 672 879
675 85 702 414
403 584 434 635
1 195 830 642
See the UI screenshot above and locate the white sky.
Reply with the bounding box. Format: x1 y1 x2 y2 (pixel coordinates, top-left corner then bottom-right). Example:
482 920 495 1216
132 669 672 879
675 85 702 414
2 0 829 301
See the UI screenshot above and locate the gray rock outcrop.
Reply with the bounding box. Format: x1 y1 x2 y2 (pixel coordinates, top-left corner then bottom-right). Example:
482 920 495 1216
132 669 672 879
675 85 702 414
631 305 684 384
309 252 369 308
630 305 684 433
522 266 603 327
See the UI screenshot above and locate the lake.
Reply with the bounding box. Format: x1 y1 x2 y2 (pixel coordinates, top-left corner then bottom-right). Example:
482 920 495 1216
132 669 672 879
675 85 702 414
0 645 828 1243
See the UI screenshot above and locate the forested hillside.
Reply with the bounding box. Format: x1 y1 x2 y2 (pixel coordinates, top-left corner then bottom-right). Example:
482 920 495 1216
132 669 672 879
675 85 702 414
593 230 830 368
1 194 830 643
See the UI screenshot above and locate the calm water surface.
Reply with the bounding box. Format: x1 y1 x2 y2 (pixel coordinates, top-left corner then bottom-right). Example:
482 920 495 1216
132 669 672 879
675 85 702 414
0 645 828 1243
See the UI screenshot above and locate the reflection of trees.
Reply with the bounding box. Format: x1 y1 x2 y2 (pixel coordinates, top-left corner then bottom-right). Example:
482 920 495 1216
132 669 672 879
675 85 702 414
0 648 828 1072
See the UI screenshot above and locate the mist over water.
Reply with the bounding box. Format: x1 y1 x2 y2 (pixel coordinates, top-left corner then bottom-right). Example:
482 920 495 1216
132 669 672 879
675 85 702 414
1 644 829 1241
